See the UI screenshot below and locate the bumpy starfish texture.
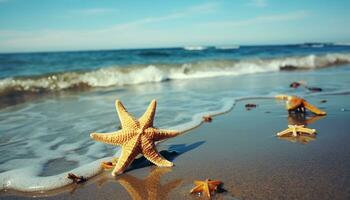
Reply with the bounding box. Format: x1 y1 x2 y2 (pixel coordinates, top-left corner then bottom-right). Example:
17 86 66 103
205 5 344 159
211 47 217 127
277 125 316 137
190 179 223 198
275 95 326 115
90 99 180 176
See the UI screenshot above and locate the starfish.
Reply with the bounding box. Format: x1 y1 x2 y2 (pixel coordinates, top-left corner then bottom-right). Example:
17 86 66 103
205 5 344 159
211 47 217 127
90 99 180 176
96 168 182 200
101 157 118 170
277 125 316 137
190 179 223 198
275 95 326 115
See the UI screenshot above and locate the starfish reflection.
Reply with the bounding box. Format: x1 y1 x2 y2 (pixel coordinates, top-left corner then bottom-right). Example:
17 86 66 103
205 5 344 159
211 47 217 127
96 142 204 199
287 113 325 126
278 134 316 144
97 167 182 200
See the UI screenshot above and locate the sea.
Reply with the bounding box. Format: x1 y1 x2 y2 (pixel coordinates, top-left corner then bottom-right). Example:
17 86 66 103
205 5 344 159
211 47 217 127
1 43 350 192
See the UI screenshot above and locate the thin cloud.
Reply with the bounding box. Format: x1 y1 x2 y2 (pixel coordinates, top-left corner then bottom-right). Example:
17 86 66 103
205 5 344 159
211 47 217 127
248 0 267 7
105 2 219 30
0 2 220 52
204 11 308 28
187 2 219 13
70 8 116 15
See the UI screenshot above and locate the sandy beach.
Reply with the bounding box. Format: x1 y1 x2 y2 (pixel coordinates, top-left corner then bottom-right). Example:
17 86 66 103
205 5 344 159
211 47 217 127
1 1 350 199
2 93 349 200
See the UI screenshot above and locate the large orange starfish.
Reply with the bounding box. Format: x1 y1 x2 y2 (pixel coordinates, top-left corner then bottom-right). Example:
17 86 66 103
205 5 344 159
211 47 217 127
190 179 223 198
275 95 326 115
90 99 180 176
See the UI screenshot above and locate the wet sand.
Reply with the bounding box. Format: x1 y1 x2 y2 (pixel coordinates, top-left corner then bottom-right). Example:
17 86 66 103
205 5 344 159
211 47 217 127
1 94 350 199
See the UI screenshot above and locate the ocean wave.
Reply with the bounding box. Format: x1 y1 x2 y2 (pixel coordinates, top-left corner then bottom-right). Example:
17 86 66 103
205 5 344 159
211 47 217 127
183 46 207 51
300 43 325 48
332 42 350 46
138 51 171 57
215 45 240 50
0 53 350 98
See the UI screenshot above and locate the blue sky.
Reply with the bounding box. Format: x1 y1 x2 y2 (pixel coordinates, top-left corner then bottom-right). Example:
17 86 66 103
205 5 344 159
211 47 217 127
0 0 349 52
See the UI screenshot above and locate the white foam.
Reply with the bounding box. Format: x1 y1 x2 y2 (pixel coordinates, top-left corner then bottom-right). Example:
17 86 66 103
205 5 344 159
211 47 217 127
183 46 207 51
0 95 272 192
2 86 350 193
1 53 350 95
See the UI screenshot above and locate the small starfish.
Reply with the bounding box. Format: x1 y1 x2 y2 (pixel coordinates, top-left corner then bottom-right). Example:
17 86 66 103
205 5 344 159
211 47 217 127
275 95 326 115
277 125 316 137
90 99 180 176
190 179 223 198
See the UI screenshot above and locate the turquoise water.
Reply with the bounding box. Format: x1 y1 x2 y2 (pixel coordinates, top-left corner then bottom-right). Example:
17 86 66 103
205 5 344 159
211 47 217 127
0 44 350 192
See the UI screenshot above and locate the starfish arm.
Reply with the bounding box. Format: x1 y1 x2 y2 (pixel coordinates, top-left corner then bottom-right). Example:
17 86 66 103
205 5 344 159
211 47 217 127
208 180 222 186
204 183 211 197
139 99 156 129
146 128 181 141
112 136 141 176
292 127 298 137
141 137 174 167
287 96 303 110
115 100 139 129
190 185 204 194
208 181 222 192
277 129 292 136
275 94 290 100
208 184 218 191
298 127 316 134
90 130 135 145
303 101 327 115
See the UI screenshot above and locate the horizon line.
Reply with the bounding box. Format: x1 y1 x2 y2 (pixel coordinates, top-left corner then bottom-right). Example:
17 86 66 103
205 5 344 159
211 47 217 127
0 41 345 54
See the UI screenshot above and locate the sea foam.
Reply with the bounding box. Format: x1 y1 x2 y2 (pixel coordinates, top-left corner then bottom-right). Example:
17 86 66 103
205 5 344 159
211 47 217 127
0 95 270 192
0 53 349 98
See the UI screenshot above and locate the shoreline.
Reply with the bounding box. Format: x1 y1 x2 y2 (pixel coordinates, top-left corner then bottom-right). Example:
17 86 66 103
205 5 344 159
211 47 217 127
1 93 350 199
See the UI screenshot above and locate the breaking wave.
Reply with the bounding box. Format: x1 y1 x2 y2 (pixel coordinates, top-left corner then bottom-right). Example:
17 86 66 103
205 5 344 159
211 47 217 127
183 46 207 51
0 53 350 97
